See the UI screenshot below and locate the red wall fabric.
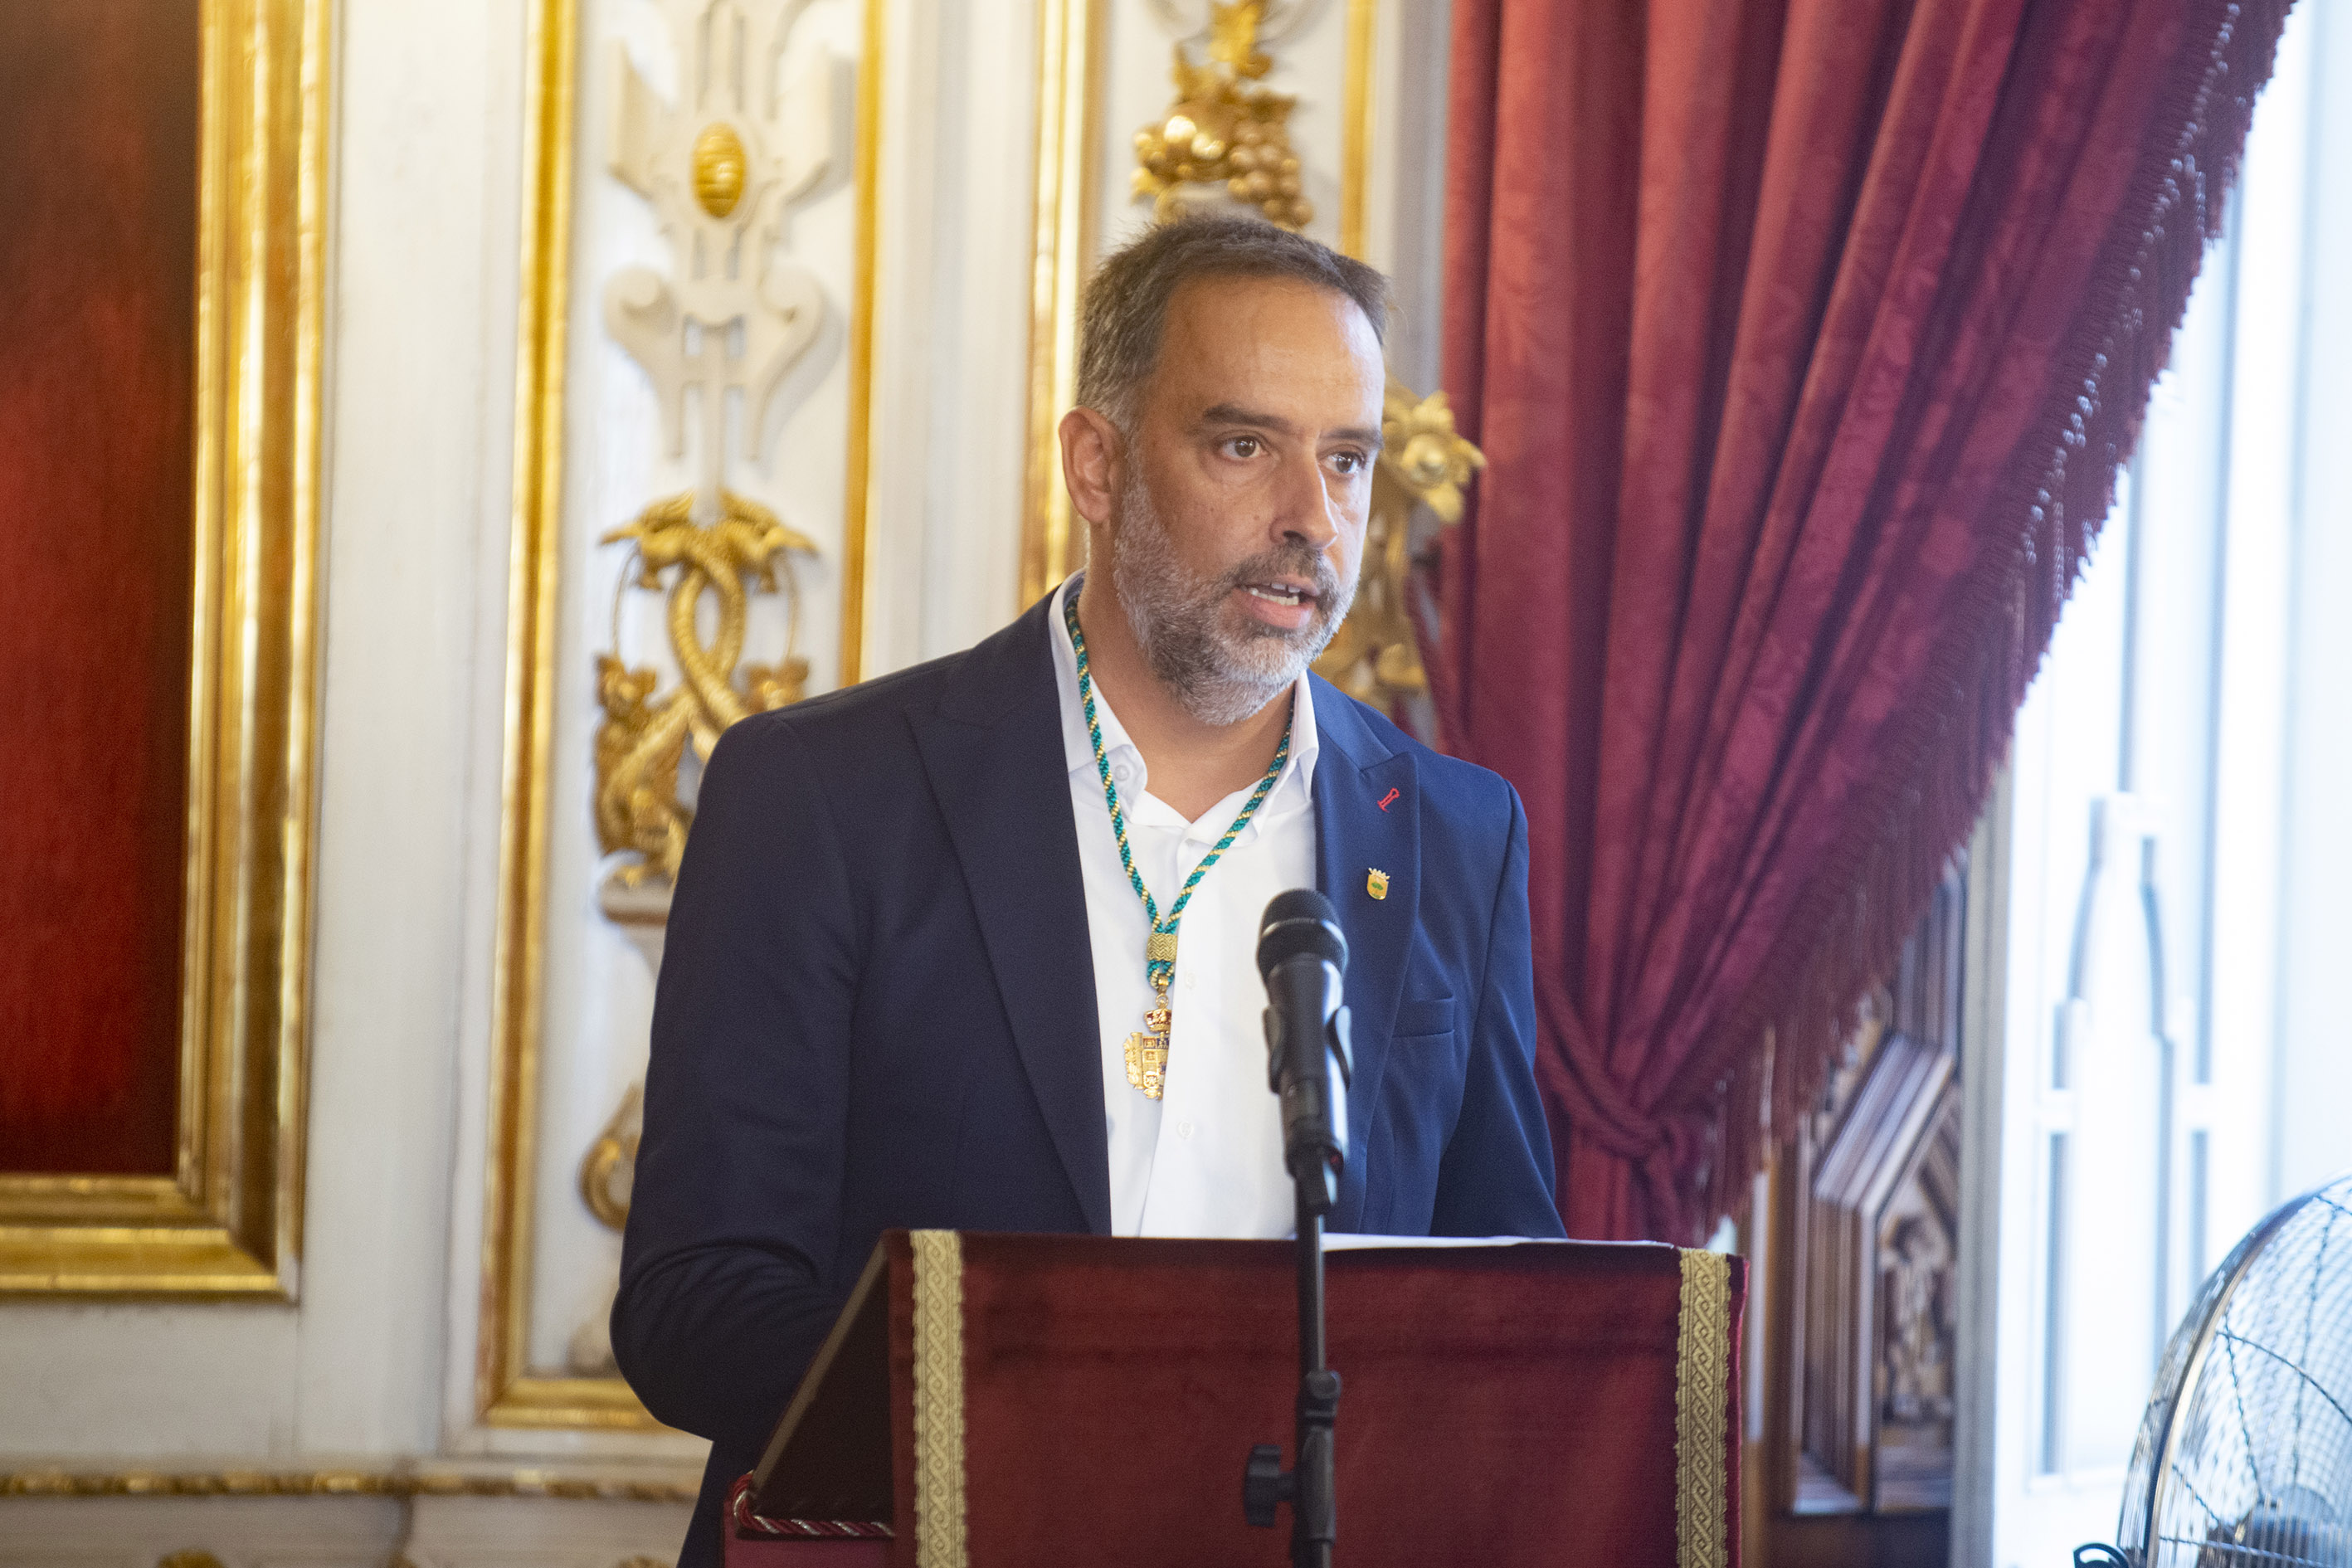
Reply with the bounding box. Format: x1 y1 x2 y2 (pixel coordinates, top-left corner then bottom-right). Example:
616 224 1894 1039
0 3 203 1175
1436 0 2291 1240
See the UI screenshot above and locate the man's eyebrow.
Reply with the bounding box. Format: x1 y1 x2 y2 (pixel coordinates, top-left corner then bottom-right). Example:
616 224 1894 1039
1197 403 1385 450
1198 402 1297 434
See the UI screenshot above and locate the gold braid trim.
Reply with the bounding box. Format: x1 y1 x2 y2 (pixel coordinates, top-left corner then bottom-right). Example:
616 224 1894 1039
0 1468 698 1502
909 1230 968 1568
1676 1249 1731 1568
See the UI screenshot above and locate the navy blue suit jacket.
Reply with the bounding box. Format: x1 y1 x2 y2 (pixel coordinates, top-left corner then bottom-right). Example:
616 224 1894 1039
614 593 1562 1561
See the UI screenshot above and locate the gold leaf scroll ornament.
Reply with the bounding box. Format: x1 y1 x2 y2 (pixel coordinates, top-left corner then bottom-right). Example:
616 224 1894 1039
1312 384 1486 714
1132 1 1311 230
578 1083 641 1231
594 489 817 889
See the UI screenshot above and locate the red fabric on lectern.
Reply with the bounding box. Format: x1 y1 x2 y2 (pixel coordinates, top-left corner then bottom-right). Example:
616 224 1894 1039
0 2 202 1176
724 1532 889 1566
884 1235 1743 1567
1434 0 2291 1239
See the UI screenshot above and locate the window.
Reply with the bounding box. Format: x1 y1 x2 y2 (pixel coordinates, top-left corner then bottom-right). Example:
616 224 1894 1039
1955 7 2352 1563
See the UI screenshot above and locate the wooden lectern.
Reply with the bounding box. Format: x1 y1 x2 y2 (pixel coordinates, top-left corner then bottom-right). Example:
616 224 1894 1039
727 1231 1744 1567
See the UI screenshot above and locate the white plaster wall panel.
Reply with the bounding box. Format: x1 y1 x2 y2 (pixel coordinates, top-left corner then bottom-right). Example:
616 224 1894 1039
0 1496 402 1568
402 1494 694 1566
292 0 513 1458
931 0 1045 653
871 0 1039 665
1358 0 1449 391
0 1493 690 1568
440 0 554 1454
846 0 942 674
0 1304 297 1457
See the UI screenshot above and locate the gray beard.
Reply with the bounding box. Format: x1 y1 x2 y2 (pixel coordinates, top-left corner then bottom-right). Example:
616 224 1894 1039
1105 468 1357 728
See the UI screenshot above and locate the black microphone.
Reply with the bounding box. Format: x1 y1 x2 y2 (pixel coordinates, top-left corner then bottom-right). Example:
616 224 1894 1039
1257 889 1352 1215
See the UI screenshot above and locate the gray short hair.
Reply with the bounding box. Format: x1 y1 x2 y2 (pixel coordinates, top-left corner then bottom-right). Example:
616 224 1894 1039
1075 213 1388 431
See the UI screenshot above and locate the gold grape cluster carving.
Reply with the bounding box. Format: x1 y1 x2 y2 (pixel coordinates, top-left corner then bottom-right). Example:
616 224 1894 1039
1132 1 1311 230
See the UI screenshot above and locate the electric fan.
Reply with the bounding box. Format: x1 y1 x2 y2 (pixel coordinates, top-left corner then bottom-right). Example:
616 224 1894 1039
2080 1171 2352 1566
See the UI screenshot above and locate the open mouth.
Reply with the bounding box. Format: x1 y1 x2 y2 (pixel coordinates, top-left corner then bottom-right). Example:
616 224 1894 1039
1240 581 1316 610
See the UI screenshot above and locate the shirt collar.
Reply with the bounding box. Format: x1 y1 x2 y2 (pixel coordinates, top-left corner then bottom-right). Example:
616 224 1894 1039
1047 573 1320 812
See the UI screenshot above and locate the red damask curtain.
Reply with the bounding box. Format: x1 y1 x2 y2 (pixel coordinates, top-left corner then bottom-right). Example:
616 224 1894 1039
1432 0 2291 1240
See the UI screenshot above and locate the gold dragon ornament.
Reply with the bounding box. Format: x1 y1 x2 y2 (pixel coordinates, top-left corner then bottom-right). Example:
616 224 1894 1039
1310 385 1487 713
593 489 816 889
1132 1 1312 230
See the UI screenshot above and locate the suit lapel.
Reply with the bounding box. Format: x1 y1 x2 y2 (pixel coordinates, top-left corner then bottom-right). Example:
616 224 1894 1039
1309 679 1418 1232
912 599 1112 1234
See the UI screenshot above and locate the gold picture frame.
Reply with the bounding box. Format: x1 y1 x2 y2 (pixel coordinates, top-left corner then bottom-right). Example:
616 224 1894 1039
476 0 889 1429
0 0 330 1298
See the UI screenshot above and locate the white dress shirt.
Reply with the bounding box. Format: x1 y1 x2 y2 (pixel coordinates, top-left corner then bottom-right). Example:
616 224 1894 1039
1048 575 1317 1239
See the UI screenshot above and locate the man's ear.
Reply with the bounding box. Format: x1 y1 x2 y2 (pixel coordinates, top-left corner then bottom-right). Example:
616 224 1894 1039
1059 405 1123 526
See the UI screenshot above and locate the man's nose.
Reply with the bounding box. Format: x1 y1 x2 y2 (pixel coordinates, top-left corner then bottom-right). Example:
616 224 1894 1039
1272 448 1338 552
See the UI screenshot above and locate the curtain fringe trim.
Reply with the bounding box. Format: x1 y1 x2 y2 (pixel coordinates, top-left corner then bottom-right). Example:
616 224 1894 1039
1684 0 2296 1240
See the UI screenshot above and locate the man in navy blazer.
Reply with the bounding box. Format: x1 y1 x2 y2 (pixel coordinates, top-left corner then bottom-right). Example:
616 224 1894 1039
615 215 1562 1563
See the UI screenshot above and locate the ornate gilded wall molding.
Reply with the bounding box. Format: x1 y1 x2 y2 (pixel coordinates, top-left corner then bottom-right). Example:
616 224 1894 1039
0 0 329 1299
591 2 835 904
1131 2 1312 230
478 0 890 1433
592 492 816 894
0 1467 699 1503
1338 0 1371 257
603 1 831 486
573 0 840 1385
1308 384 1482 715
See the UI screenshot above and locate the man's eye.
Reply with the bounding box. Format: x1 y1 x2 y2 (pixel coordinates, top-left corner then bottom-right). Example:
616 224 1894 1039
1330 450 1367 476
1224 436 1262 459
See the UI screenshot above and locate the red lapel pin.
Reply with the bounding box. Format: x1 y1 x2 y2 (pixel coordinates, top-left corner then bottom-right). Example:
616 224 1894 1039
1377 787 1400 812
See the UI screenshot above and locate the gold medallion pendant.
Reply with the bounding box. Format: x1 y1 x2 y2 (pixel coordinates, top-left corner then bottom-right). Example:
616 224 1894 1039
1124 1030 1170 1098
1125 986 1174 1099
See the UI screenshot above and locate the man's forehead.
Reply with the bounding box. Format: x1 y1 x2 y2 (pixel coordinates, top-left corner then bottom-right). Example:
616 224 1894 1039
1152 274 1382 415
1161 271 1378 347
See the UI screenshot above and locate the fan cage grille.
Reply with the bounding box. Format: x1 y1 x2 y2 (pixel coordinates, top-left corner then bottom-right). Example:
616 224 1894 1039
2119 1173 2352 1567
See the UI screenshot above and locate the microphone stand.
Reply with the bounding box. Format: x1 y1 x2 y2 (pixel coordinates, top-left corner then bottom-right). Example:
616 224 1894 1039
1244 966 1349 1568
1285 1158 1342 1568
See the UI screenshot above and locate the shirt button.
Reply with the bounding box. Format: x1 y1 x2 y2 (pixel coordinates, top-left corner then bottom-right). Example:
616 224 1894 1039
1177 1120 1195 1140
1182 971 1198 991
1113 762 1135 784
